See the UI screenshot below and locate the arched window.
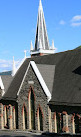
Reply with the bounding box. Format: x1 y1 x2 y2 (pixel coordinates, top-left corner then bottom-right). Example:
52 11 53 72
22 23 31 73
56 113 63 133
29 88 35 130
38 107 43 131
75 115 81 133
30 89 35 130
13 107 16 129
4 106 9 129
22 105 27 130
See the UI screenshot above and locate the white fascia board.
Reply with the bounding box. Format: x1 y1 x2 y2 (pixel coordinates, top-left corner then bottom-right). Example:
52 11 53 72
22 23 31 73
0 76 4 90
16 58 26 73
31 49 55 55
13 58 27 77
17 62 30 96
17 61 51 102
31 61 51 102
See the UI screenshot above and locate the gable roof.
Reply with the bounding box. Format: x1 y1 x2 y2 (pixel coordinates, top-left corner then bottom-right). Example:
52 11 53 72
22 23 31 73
17 61 51 101
2 48 81 106
37 64 55 94
1 75 13 92
2 50 63 101
49 48 81 106
31 62 51 101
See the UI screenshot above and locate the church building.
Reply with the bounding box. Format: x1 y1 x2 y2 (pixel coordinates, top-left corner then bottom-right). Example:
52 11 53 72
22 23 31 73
0 0 81 134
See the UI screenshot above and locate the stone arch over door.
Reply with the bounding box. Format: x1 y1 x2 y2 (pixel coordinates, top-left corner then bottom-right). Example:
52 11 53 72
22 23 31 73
28 87 35 130
22 103 27 130
37 105 44 131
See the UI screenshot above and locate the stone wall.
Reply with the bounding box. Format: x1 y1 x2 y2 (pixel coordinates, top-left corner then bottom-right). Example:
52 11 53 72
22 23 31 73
18 65 49 131
50 105 81 134
0 102 17 130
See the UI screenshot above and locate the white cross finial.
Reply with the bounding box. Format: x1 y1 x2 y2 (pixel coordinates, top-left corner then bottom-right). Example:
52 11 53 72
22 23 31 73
12 56 16 76
30 41 33 51
24 50 27 59
52 40 55 50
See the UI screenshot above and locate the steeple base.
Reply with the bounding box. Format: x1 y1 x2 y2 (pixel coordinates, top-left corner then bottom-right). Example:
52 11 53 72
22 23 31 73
31 49 55 57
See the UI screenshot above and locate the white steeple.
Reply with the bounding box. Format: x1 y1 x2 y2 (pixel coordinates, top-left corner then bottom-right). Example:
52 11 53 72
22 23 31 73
12 56 16 76
30 0 56 56
52 40 55 50
30 41 33 51
24 50 27 59
39 0 43 11
39 39 42 49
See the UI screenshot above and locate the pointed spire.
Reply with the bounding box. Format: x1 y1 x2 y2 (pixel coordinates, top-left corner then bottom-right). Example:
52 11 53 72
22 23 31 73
30 41 33 51
24 50 27 59
39 39 42 49
39 0 43 11
52 40 55 50
12 56 16 76
34 0 49 51
30 0 56 57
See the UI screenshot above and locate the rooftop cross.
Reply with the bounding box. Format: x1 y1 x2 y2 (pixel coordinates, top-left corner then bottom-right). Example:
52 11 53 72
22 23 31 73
24 50 27 59
12 56 16 76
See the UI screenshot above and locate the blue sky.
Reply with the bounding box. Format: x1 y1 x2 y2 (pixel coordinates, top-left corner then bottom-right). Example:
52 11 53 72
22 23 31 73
0 0 81 72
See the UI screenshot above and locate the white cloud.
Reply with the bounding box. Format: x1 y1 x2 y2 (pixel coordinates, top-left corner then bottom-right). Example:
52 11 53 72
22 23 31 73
0 59 21 72
71 15 81 27
59 20 66 25
71 22 81 27
0 59 12 72
71 15 81 22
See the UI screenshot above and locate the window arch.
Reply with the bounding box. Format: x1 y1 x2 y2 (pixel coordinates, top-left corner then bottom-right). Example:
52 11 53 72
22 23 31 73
56 113 63 133
4 106 9 129
29 87 35 130
22 104 27 130
75 114 81 133
37 105 43 131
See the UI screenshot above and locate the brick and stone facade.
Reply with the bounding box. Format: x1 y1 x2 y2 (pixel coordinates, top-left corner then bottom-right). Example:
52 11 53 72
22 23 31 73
18 65 49 131
0 62 81 134
49 105 81 134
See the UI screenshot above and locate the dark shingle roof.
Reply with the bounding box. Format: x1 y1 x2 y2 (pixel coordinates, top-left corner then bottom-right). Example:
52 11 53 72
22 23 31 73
2 52 62 101
2 48 81 106
1 75 13 92
49 49 81 106
37 64 55 94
